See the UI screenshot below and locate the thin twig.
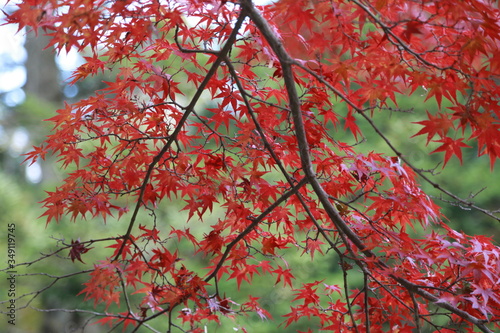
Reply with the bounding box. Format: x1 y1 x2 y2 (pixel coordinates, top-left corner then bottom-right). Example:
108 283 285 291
113 8 249 261
240 1 493 332
204 177 308 283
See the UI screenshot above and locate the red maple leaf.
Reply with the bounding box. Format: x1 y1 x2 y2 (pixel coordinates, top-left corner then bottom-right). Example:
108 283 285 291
412 111 455 144
69 239 93 263
431 137 471 167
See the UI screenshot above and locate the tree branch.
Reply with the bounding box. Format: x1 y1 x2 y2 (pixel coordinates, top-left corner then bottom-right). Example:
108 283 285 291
240 1 494 332
204 177 308 283
113 8 249 260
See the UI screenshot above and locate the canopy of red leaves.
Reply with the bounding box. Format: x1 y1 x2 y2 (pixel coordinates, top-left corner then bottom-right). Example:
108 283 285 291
6 0 500 332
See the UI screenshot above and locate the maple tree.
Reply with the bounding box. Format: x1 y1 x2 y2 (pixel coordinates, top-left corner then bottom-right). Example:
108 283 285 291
3 0 500 332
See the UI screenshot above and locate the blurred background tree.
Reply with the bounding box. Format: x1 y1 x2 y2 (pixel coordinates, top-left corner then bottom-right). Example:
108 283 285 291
0 4 104 331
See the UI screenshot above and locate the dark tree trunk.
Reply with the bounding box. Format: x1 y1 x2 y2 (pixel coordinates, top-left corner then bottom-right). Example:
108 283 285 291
24 31 63 105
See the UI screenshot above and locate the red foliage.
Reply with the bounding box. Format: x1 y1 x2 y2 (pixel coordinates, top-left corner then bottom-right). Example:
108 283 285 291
68 239 92 263
6 0 500 331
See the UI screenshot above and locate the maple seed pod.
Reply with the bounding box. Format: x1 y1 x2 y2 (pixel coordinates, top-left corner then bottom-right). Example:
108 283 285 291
339 261 353 270
336 203 349 216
